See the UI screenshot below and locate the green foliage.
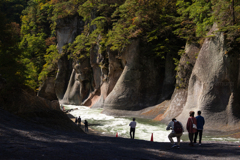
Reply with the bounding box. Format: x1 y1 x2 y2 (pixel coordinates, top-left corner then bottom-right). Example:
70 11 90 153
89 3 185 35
38 45 60 83
0 1 26 85
175 0 240 51
4 0 240 92
107 0 184 58
19 0 57 89
211 0 240 50
174 0 213 42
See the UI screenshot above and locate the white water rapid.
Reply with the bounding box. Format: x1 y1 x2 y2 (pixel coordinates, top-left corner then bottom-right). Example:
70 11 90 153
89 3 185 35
64 105 240 143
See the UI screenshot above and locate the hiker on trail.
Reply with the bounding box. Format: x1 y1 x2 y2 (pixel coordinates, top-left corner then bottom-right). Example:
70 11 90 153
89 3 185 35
166 118 184 148
75 117 78 123
187 111 197 146
129 118 137 139
194 111 205 145
84 120 88 133
78 116 81 126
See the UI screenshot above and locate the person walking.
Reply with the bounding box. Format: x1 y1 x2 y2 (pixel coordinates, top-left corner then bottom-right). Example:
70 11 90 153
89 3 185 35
166 118 184 148
187 111 197 146
78 116 81 126
84 120 88 133
194 111 205 145
75 117 78 123
129 118 137 139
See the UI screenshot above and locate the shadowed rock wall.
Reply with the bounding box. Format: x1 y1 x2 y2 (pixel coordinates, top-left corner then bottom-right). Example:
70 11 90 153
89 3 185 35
157 42 200 123
54 16 88 105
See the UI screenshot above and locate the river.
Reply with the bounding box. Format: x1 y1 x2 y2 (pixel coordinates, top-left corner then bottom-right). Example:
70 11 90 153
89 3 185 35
64 105 240 143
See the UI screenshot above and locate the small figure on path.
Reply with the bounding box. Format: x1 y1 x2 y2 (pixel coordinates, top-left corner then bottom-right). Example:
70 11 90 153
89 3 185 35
78 116 81 126
194 111 205 145
75 117 78 123
129 118 137 139
166 118 184 148
84 120 88 133
187 111 197 146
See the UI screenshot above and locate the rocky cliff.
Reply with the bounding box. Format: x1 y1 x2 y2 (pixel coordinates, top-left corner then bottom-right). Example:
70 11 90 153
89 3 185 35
175 24 240 131
38 16 240 132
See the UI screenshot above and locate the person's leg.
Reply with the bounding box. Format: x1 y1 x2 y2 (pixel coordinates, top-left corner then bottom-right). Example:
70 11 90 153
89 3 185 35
199 130 203 144
188 133 194 145
132 128 135 139
177 133 182 146
194 131 198 143
130 128 133 139
168 133 175 145
188 133 191 143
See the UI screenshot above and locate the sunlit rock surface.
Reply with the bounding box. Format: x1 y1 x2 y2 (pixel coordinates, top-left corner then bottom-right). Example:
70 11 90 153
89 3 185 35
176 23 240 130
102 39 163 112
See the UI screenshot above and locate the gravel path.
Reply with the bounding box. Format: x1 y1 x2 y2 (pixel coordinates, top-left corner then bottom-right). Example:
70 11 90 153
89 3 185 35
1 108 240 160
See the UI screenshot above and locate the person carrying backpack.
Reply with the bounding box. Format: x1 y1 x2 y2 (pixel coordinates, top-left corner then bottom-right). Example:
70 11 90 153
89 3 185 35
166 118 184 148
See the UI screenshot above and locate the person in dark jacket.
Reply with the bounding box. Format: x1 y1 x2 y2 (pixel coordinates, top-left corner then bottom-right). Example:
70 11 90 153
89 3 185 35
84 120 88 133
75 117 78 123
78 116 81 126
186 111 197 146
194 111 205 145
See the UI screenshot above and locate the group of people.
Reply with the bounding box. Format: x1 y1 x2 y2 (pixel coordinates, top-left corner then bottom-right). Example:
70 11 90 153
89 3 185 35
166 110 205 148
75 116 89 133
128 110 205 149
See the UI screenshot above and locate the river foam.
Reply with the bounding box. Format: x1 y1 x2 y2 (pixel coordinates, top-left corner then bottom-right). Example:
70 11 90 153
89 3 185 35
64 105 240 143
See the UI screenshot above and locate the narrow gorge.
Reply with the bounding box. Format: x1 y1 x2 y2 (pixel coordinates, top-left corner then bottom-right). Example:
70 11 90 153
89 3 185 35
37 16 240 132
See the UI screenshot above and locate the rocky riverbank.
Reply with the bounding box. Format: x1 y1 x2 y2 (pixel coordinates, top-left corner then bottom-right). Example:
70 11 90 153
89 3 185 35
1 108 240 160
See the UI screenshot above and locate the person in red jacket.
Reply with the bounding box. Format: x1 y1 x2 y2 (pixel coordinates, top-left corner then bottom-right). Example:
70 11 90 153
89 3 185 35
186 111 197 146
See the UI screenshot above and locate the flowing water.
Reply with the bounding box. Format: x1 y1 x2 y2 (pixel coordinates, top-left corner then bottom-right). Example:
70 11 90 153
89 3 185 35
64 105 240 143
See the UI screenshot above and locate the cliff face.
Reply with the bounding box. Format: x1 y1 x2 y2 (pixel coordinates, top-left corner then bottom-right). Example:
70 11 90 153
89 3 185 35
103 39 162 111
54 16 91 105
175 23 240 130
37 17 240 131
155 42 200 123
157 23 240 130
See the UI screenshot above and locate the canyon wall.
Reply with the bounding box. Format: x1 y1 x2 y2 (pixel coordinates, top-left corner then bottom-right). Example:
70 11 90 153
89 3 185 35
38 16 240 131
175 24 240 130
